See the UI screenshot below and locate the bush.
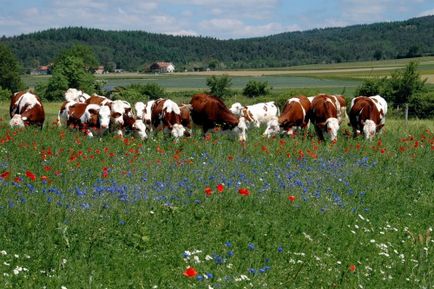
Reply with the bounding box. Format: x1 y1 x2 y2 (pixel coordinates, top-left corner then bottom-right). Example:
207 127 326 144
409 92 434 119
206 75 232 99
0 86 12 102
354 77 384 97
242 80 271 98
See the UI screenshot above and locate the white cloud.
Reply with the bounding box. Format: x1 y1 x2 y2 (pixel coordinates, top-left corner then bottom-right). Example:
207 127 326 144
418 8 434 16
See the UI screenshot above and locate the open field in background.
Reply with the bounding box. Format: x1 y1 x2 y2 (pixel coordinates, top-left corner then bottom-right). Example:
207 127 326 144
21 56 434 93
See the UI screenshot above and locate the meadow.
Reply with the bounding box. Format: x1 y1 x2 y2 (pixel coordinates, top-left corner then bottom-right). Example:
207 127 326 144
0 98 433 288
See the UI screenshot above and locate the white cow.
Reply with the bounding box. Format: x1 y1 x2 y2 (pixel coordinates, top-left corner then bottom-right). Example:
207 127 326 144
230 101 279 128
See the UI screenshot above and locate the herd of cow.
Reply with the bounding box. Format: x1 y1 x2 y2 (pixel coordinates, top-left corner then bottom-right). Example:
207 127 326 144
8 88 388 142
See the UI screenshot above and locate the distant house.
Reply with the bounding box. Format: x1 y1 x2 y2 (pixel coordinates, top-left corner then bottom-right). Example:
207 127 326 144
31 65 51 75
149 62 175 73
95 66 105 74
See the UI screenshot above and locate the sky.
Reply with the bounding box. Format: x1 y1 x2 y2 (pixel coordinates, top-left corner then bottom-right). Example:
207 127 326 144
1 0 433 39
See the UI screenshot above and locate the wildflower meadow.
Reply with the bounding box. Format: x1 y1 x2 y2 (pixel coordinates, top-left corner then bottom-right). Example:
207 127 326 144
0 115 433 288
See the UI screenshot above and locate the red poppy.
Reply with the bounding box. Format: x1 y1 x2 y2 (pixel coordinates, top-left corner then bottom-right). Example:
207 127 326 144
216 184 224 193
348 264 356 272
239 188 250 196
102 167 109 178
183 266 198 278
43 166 52 172
288 195 296 203
0 171 10 179
25 170 36 181
204 187 213 196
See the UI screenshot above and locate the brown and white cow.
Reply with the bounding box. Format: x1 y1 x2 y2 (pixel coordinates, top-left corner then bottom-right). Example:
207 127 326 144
349 95 387 140
66 103 111 137
190 93 247 141
150 99 186 138
109 100 133 137
9 91 45 129
310 94 340 142
263 96 311 137
230 101 279 128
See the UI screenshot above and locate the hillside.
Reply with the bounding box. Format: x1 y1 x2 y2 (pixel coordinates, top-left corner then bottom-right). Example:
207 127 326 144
1 15 434 71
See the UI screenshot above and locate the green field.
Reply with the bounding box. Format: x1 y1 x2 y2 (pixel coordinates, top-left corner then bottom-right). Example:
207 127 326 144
0 105 433 288
2 58 433 288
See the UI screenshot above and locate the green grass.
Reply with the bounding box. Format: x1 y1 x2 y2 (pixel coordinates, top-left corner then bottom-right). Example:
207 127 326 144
0 108 433 288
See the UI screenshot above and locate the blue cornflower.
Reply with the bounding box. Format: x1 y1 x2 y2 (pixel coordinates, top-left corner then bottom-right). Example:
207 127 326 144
225 241 232 247
248 268 256 274
227 250 234 257
248 243 255 250
277 246 283 253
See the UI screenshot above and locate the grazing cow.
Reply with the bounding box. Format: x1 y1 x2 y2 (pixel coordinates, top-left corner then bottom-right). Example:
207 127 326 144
121 112 148 140
230 101 279 128
190 94 247 141
263 96 311 137
369 95 387 133
66 103 111 137
151 99 186 138
349 95 387 140
109 100 133 137
64 88 90 103
9 91 45 129
310 94 340 142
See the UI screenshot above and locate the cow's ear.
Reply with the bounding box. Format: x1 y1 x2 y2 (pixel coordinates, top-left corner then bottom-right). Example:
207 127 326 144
88 108 99 115
125 107 132 113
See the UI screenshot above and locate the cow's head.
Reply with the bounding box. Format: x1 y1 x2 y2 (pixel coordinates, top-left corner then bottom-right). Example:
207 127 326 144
98 105 111 129
263 117 280 138
233 116 247 142
171 124 186 139
135 102 146 120
363 119 376 141
325 118 339 142
132 119 148 140
229 102 243 116
9 114 25 128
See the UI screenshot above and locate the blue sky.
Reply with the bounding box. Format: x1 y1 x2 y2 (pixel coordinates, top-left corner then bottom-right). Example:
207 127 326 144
1 0 433 39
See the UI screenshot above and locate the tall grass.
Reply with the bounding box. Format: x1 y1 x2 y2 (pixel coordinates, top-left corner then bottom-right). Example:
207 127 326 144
0 114 432 288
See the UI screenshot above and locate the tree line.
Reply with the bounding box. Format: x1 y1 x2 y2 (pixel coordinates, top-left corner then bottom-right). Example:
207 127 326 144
1 15 434 72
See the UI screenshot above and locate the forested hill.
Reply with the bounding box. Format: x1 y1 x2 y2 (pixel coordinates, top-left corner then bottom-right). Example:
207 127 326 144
1 15 434 71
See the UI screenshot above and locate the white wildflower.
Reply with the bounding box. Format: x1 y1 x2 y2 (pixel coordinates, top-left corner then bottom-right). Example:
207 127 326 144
13 266 23 275
336 261 342 265
193 255 201 263
358 214 365 221
370 239 376 243
0 250 7 255
205 255 213 261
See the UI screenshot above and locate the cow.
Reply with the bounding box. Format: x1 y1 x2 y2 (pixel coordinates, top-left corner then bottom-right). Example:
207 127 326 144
9 91 45 129
64 88 90 103
263 96 311 137
230 101 279 128
310 94 340 142
109 100 133 137
121 112 148 140
349 95 387 140
66 103 111 137
309 94 347 123
190 94 247 142
150 99 186 138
